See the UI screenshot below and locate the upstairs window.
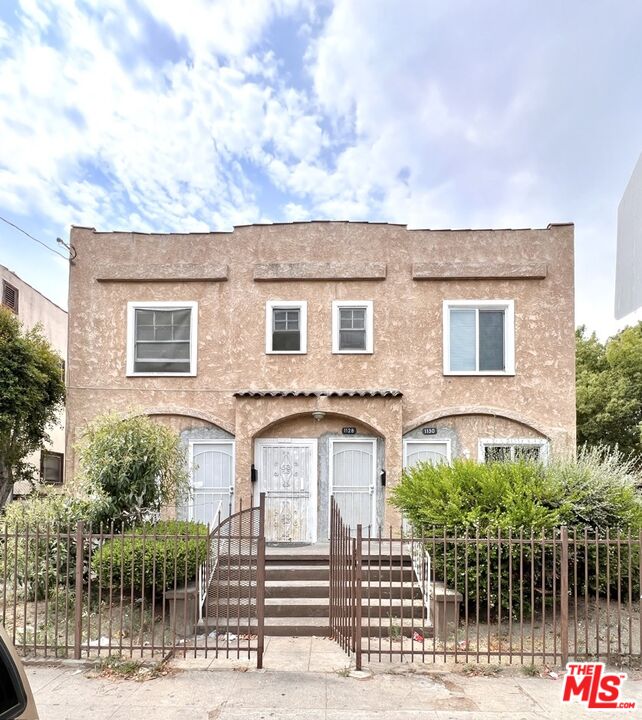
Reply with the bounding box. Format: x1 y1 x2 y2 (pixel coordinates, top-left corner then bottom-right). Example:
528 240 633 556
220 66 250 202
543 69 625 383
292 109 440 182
332 301 373 354
2 280 18 313
41 451 63 484
127 301 197 376
443 300 515 375
265 301 307 354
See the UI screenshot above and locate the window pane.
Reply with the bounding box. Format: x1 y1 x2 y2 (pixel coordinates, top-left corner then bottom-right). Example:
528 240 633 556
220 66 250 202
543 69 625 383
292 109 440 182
340 329 366 350
137 325 154 341
450 308 476 371
42 453 62 484
340 308 353 329
351 308 365 329
136 309 154 326
134 360 191 373
285 310 299 329
136 341 190 360
272 330 300 351
484 445 511 462
171 309 191 329
155 325 172 341
274 310 287 324
173 323 190 341
155 311 172 326
479 310 505 371
514 445 541 461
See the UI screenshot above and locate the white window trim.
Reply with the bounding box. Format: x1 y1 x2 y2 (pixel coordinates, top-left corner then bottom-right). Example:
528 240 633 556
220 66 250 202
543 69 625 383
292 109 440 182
126 300 198 377
478 437 549 463
265 300 308 354
332 300 374 354
443 299 515 376
403 439 452 467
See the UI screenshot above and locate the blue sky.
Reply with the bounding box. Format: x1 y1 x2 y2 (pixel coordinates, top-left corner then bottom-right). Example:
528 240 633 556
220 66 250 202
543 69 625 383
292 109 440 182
1 0 642 337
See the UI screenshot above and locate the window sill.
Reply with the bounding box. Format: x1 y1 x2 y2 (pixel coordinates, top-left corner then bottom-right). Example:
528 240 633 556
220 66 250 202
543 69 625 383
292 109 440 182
266 351 307 355
443 370 515 377
332 349 374 355
126 371 197 377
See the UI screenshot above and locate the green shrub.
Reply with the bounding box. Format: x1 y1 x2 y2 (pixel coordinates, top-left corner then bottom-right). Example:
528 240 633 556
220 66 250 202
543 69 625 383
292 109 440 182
76 412 190 529
392 448 642 618
0 488 94 600
91 520 208 595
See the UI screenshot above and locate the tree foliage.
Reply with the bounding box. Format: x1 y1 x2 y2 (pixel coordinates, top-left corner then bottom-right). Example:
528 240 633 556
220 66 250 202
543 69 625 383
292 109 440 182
0 307 65 505
576 323 642 458
76 412 190 528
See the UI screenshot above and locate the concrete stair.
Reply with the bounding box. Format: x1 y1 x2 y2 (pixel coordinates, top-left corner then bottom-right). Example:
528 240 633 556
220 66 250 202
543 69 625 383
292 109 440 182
200 548 432 639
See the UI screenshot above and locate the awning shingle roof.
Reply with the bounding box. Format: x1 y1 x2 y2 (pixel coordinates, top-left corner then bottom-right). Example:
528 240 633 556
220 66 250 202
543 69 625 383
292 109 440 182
233 389 402 398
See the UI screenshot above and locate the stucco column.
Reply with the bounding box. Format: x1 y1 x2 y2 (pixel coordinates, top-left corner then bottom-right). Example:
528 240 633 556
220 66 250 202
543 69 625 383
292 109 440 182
383 430 403 530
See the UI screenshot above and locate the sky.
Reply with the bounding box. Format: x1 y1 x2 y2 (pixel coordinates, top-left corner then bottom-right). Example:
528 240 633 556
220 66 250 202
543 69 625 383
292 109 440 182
1 0 642 338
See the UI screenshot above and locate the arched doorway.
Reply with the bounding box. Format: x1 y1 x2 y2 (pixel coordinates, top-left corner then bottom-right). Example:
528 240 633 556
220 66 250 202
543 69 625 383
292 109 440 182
253 412 384 543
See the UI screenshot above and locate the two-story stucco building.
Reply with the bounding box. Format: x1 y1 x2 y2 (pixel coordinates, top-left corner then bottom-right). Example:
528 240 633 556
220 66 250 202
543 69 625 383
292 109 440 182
65 222 575 541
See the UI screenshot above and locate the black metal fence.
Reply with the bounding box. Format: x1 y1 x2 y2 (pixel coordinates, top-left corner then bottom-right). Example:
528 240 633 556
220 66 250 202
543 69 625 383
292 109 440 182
0 495 266 667
330 508 641 667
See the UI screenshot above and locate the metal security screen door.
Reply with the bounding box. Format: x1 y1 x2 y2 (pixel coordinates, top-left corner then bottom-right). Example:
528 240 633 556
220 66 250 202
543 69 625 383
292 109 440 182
256 439 317 543
187 441 234 525
329 439 376 536
403 440 451 468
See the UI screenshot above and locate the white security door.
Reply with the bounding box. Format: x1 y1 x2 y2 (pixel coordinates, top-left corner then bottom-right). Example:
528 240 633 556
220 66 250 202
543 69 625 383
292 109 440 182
403 440 451 469
256 439 317 543
187 441 234 526
330 439 376 535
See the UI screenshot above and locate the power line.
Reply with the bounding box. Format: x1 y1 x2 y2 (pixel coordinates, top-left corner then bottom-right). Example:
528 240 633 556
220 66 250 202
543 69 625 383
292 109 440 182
0 214 69 260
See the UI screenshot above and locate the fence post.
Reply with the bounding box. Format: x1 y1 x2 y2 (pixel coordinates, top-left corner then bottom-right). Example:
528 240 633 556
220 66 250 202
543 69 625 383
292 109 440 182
560 526 569 667
354 524 363 671
256 493 266 670
73 521 84 660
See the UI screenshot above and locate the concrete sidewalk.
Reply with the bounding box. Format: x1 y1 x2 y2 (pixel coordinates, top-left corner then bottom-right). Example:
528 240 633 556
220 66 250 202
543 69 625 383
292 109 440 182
24 640 642 720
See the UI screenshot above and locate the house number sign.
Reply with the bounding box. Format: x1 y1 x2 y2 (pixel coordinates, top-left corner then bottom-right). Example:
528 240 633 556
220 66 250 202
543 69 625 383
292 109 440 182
422 427 438 435
342 427 357 435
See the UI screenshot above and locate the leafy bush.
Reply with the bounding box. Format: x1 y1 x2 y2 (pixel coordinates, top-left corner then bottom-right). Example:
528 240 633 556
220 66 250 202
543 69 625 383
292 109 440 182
76 413 190 528
0 488 94 600
392 448 642 618
91 520 208 595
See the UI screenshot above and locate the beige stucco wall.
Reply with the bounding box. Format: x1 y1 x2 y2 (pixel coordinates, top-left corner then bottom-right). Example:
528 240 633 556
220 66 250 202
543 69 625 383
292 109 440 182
1 264 67 484
65 222 575 529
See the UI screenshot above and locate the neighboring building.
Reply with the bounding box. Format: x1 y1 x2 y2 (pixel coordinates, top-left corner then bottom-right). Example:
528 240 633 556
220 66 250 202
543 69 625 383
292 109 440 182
615 152 642 319
66 222 575 540
1 264 67 490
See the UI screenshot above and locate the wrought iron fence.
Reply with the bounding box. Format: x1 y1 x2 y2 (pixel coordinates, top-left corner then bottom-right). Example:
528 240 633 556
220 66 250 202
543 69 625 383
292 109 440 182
330 508 641 667
0 495 266 667
329 497 362 668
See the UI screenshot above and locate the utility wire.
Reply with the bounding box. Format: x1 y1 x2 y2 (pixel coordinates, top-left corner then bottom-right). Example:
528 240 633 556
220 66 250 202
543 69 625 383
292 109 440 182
0 214 69 260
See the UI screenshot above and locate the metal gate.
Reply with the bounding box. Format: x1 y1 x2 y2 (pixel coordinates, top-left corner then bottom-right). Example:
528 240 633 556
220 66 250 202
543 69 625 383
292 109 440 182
202 493 266 668
329 497 363 669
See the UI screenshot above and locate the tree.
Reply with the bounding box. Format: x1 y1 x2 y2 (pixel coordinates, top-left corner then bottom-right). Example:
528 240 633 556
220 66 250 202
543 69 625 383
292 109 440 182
576 323 642 458
0 307 65 506
75 412 190 527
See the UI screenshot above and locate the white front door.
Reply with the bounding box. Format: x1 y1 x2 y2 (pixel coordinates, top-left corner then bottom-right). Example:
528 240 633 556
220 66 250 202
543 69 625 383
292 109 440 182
255 439 317 543
329 439 376 535
403 440 451 468
187 441 234 526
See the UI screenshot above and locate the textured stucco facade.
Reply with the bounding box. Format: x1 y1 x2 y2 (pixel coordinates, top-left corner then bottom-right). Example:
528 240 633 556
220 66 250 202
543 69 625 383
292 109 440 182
1 264 67 490
66 222 575 537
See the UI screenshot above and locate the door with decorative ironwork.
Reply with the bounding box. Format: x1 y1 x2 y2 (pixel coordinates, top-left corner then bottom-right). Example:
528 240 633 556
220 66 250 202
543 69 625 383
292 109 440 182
255 439 317 543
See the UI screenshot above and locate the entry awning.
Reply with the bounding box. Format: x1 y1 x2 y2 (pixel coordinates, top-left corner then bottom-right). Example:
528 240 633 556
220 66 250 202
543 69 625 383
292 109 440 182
233 389 402 398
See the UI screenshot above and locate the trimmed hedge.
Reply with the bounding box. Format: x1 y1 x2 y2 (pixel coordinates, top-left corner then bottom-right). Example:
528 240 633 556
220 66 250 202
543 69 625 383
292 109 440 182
91 520 208 595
